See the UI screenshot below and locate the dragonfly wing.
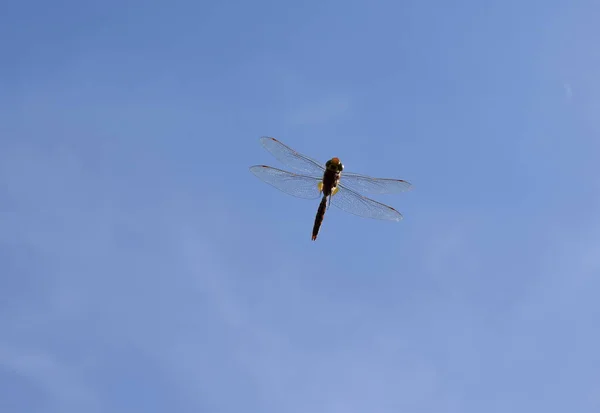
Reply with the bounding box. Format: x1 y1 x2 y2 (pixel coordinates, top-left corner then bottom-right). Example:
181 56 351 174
330 184 403 221
341 172 413 194
259 136 325 176
249 165 322 199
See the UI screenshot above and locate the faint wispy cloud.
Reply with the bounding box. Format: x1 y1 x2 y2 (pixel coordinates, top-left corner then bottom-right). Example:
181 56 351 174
284 96 350 126
0 346 99 413
0 140 296 412
564 82 573 101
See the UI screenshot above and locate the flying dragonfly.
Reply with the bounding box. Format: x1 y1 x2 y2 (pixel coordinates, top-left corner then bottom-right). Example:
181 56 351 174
249 136 413 241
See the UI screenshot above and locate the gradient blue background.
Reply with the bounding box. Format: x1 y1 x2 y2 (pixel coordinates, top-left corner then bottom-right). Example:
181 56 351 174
1 0 599 412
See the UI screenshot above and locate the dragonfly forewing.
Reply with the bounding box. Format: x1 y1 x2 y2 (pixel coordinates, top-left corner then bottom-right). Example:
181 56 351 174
341 172 413 194
259 136 325 176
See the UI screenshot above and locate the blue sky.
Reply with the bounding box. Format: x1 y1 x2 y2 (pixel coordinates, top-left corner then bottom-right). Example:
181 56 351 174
1 0 599 412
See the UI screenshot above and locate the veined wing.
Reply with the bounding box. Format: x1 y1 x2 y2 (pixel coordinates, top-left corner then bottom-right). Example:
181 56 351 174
259 136 325 176
249 165 321 199
341 172 413 194
331 183 403 221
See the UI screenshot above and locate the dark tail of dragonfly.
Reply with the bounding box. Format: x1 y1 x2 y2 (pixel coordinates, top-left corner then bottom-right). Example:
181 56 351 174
312 195 328 241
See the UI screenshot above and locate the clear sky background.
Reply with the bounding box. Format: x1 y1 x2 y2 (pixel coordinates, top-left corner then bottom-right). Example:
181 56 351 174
1 0 599 412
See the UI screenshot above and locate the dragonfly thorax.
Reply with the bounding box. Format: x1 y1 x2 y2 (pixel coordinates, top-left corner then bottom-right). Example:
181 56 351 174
321 166 341 197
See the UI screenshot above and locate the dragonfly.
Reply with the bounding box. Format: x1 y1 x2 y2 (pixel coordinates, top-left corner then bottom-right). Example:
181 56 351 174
249 136 413 241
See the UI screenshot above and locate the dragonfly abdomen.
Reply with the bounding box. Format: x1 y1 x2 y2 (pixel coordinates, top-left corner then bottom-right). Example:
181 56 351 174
312 195 328 241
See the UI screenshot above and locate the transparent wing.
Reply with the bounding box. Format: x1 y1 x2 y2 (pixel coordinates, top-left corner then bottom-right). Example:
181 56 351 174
341 172 413 194
259 136 325 176
331 184 403 221
249 165 321 199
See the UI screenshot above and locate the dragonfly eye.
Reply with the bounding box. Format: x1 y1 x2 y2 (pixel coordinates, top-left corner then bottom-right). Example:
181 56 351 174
338 163 344 172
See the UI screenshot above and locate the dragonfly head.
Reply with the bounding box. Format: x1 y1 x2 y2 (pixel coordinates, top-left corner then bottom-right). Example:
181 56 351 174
326 157 344 172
